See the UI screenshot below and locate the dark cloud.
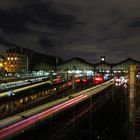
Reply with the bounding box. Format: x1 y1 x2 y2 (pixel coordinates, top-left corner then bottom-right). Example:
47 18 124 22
0 35 19 47
0 9 30 33
128 19 140 28
39 38 60 49
0 0 22 10
0 0 140 63
0 3 76 33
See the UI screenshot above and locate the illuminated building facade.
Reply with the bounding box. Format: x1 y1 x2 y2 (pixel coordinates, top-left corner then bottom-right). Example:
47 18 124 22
5 47 63 74
59 57 140 74
0 55 6 76
6 48 27 73
0 55 6 68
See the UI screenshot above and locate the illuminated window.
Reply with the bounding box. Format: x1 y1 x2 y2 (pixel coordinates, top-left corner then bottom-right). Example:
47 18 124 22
11 57 13 60
15 57 17 60
7 57 10 60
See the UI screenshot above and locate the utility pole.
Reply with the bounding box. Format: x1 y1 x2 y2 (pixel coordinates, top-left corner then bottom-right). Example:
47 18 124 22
72 72 75 92
129 65 136 140
50 70 53 85
66 70 69 93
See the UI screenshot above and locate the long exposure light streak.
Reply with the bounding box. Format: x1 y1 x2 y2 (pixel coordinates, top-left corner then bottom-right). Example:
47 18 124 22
0 94 88 139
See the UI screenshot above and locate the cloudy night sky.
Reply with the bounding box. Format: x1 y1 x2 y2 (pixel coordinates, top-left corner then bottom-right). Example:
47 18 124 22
0 0 140 63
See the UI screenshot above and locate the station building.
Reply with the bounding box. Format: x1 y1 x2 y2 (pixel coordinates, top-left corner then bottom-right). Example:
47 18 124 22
58 56 140 75
94 56 112 73
57 57 94 78
58 57 93 71
112 58 140 73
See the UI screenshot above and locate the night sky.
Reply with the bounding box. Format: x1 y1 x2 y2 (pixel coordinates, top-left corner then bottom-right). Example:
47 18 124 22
0 0 140 63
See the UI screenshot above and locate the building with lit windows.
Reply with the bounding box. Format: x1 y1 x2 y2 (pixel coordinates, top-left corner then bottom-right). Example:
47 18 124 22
58 57 140 75
0 55 7 76
6 48 28 73
0 55 6 69
5 47 63 74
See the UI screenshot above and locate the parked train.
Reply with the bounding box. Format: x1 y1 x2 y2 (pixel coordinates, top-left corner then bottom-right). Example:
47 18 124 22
93 75 104 85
